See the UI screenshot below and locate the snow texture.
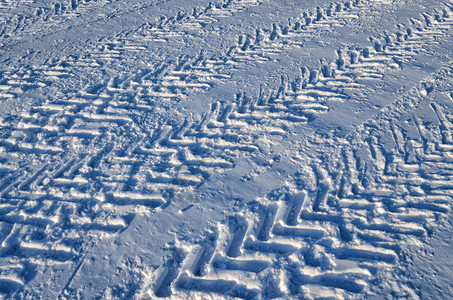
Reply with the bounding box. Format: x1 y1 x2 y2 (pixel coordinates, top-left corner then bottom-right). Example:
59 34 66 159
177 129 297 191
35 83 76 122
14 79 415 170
0 0 453 298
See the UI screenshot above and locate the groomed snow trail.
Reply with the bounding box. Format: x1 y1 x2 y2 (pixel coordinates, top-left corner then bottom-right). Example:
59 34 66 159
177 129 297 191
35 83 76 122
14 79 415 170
0 0 452 298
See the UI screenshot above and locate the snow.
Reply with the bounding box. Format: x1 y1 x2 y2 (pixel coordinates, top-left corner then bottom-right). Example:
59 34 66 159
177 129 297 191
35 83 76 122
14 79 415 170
0 0 453 298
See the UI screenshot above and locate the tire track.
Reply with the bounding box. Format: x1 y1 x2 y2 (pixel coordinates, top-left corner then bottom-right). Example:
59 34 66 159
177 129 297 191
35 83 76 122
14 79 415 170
0 0 269 56
1 1 452 297
149 60 453 300
0 0 119 44
3 1 451 206
0 0 399 98
3 0 451 109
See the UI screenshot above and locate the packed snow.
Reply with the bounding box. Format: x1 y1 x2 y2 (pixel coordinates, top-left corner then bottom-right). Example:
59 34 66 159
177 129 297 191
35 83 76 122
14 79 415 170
0 0 453 298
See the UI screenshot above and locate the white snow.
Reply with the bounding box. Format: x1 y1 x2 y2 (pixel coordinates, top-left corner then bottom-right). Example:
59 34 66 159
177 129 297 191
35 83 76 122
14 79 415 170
0 0 452 298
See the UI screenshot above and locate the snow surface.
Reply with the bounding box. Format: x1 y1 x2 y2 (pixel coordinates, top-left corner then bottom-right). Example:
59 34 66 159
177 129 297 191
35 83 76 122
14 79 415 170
0 0 453 298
